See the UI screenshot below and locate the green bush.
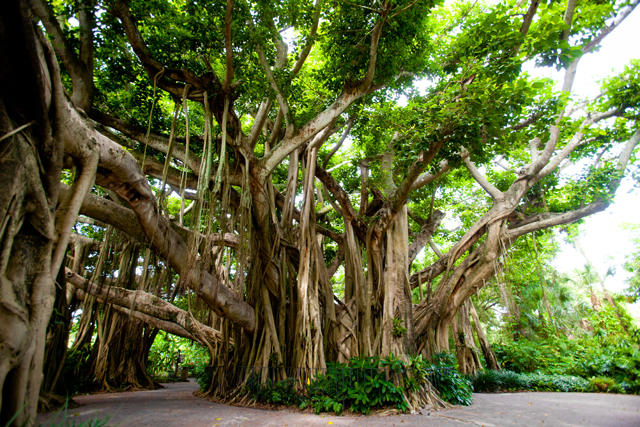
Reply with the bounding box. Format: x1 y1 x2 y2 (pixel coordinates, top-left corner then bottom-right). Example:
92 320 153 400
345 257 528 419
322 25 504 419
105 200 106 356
305 355 408 415
573 341 640 394
243 375 303 407
589 376 621 393
194 365 213 391
471 369 589 393
428 353 474 406
231 353 473 414
493 305 640 395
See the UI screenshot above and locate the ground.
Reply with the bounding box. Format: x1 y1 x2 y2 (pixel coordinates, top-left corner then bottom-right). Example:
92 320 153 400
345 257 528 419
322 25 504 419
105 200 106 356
36 379 640 426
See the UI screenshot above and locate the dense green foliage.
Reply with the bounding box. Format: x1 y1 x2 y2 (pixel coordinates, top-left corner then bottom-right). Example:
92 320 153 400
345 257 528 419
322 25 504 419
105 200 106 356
427 354 474 406
226 353 474 415
146 333 209 378
483 260 640 395
471 369 589 393
623 224 640 301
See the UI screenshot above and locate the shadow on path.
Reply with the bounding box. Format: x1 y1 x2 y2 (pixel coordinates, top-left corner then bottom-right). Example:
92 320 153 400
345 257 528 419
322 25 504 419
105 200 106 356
37 379 640 426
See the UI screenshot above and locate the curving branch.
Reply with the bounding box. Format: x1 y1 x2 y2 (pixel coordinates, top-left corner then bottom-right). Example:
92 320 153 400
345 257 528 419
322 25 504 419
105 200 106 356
536 108 620 179
464 156 503 200
111 2 207 97
255 40 292 132
290 0 323 77
562 0 639 93
519 0 540 36
67 269 222 344
323 115 356 169
316 165 367 241
408 210 445 265
510 126 640 238
560 0 578 42
91 109 202 173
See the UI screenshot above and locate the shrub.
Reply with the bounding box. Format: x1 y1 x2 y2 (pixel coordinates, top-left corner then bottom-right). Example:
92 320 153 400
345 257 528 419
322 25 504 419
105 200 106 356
470 369 589 393
194 364 212 391
243 375 303 407
235 353 474 415
428 353 473 406
589 376 621 393
305 355 408 415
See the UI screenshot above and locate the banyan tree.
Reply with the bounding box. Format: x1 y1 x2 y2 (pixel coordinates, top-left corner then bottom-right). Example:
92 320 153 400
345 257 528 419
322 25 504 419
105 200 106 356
1 0 639 423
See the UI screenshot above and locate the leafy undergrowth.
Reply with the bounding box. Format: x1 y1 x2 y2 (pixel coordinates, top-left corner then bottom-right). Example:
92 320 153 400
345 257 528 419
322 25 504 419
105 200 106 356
471 369 589 393
492 306 640 395
150 373 188 383
235 353 473 416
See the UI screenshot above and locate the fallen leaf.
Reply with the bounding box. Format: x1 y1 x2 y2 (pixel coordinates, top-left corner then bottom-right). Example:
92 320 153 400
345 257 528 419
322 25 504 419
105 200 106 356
216 418 221 420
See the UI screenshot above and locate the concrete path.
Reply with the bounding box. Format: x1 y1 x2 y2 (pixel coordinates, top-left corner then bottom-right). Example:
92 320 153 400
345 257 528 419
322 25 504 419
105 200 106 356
37 380 640 427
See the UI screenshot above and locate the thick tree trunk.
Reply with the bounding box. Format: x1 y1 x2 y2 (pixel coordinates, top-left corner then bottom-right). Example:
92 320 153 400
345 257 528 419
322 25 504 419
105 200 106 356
452 300 481 375
380 206 416 358
0 2 65 423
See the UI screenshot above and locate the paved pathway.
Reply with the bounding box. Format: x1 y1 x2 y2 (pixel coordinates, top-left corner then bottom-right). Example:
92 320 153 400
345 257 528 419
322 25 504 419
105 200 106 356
37 380 640 427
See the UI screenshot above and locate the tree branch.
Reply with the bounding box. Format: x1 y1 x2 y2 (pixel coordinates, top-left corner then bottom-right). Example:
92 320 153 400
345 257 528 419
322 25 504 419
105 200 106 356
290 0 323 77
519 0 540 36
67 269 221 344
537 109 620 179
464 156 503 200
323 115 356 169
510 127 640 238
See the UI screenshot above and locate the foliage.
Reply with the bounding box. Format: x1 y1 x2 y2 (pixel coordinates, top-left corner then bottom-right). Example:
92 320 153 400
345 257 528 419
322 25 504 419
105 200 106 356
60 346 93 395
392 317 407 338
589 376 622 394
194 365 213 392
147 332 208 377
471 369 589 393
236 353 474 415
622 223 640 301
492 302 640 395
428 353 474 406
243 375 303 407
306 355 408 415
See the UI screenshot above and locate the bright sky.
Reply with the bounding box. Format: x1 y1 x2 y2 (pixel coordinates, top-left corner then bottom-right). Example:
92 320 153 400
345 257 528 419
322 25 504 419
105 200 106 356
524 7 640 294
